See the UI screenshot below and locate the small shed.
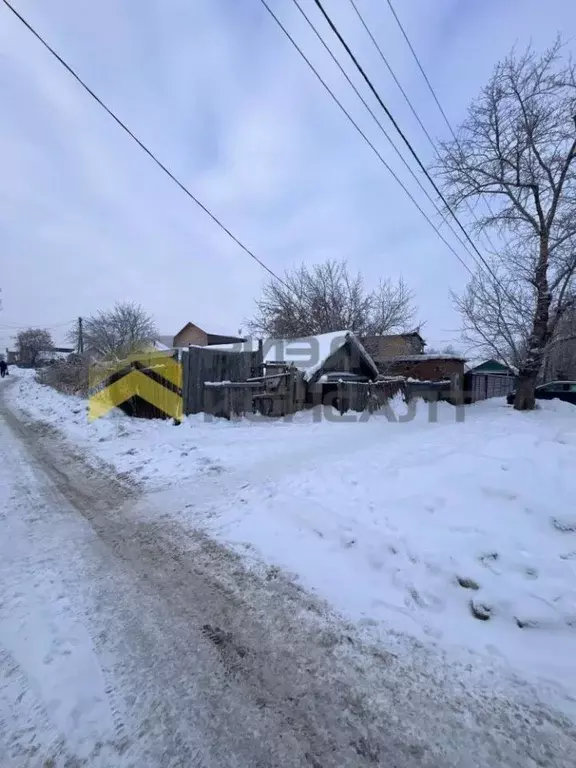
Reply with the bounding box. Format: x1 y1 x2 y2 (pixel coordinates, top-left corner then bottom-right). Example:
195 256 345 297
464 359 516 402
267 331 377 380
284 331 379 406
465 359 516 376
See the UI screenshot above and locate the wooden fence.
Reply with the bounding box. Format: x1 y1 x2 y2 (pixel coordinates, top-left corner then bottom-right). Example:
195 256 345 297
204 367 303 419
405 379 453 402
181 346 262 415
199 370 456 420
328 379 453 415
180 346 461 420
464 373 515 403
324 378 405 414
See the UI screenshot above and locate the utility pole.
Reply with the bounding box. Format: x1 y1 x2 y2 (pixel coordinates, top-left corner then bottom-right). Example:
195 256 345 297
78 316 84 355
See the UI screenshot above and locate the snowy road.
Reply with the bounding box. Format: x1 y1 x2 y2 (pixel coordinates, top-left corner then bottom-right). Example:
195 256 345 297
1 384 576 767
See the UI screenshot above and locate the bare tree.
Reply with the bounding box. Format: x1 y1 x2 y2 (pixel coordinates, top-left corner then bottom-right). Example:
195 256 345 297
370 278 417 335
16 328 54 367
69 302 157 360
434 40 576 409
453 257 534 370
249 260 417 338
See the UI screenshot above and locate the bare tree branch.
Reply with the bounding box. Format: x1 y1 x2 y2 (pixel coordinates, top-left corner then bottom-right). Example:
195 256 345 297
248 260 417 338
433 39 576 409
68 302 157 360
15 328 54 367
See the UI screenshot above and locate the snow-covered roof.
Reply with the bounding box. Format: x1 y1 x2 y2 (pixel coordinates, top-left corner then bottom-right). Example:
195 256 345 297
464 358 518 374
153 339 172 352
155 335 174 350
208 331 379 382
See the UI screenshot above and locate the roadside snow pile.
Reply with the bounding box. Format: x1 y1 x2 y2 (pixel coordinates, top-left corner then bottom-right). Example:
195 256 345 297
189 397 576 713
6 367 576 713
5 366 458 489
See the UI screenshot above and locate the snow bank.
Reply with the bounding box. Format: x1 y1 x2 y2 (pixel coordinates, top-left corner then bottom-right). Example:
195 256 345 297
192 397 576 714
5 368 454 490
6 367 576 714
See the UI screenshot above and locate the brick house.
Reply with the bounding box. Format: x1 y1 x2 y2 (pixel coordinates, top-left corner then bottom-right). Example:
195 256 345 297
381 354 466 382
362 332 425 365
361 332 465 382
157 322 245 350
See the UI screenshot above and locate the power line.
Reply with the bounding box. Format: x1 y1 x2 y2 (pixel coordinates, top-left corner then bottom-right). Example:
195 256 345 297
311 0 503 286
384 0 454 139
1 0 291 293
347 0 436 153
290 0 481 267
382 0 502 254
259 0 474 276
0 319 76 331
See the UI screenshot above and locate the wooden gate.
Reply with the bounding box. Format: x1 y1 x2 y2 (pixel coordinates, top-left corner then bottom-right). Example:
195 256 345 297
181 346 262 415
467 373 515 402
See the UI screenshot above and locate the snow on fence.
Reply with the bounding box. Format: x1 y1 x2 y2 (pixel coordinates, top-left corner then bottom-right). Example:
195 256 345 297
405 379 453 403
330 378 453 415
202 375 457 420
181 346 262 415
181 345 462 421
204 367 303 419
329 378 405 414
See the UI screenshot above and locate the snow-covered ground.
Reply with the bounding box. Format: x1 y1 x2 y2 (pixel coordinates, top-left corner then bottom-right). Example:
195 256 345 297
6 367 576 718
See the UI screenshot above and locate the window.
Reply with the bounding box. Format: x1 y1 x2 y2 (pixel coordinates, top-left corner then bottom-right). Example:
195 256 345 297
567 383 576 393
541 382 570 392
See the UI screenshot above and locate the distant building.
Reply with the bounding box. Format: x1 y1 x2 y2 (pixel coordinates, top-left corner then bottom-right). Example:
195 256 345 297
465 359 516 376
3 346 73 366
360 331 463 381
379 353 466 382
37 347 74 363
156 322 245 351
463 359 516 402
361 331 425 365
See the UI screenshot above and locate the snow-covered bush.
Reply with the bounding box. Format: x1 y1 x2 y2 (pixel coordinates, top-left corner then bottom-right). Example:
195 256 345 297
35 358 89 396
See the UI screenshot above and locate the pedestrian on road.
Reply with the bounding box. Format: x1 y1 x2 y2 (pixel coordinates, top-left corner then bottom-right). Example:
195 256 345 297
0 360 7 378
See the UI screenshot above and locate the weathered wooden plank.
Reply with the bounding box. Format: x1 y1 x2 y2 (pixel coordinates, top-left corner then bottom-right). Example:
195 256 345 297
205 382 265 389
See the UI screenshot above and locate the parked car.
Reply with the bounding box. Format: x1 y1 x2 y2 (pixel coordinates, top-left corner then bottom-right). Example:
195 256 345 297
507 381 576 405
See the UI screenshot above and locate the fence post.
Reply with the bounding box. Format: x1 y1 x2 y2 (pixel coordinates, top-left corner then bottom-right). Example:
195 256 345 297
450 373 465 422
368 381 378 413
286 367 295 415
337 381 344 415
203 384 212 417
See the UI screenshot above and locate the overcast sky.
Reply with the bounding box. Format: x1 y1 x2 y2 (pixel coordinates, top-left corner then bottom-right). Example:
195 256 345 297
1 0 575 352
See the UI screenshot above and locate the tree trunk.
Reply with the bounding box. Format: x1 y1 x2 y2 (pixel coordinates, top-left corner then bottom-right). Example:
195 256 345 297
514 369 539 410
514 234 551 411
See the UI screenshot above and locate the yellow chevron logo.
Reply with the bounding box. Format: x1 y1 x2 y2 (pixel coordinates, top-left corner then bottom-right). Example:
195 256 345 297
88 352 183 423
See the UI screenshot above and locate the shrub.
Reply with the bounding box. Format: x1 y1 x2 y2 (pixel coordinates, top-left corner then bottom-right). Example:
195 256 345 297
36 358 89 396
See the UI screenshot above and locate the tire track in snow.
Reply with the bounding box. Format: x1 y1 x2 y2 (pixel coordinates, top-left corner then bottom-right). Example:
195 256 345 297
2 386 576 767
